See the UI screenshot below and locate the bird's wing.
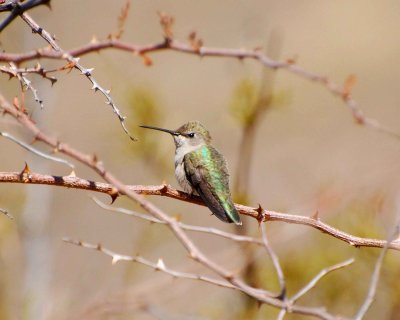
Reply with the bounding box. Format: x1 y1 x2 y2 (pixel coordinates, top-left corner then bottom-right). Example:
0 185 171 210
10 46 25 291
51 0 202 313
183 146 241 225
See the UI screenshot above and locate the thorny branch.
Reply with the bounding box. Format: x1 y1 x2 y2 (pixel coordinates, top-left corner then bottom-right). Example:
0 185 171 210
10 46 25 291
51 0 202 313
0 167 399 252
9 62 43 108
0 63 57 85
0 15 398 140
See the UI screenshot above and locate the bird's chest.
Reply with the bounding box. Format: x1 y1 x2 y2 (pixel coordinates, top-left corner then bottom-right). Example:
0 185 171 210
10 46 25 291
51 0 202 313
174 151 194 194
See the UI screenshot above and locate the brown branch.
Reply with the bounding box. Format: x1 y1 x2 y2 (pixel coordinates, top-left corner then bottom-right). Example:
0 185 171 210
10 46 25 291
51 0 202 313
0 35 398 140
0 170 399 252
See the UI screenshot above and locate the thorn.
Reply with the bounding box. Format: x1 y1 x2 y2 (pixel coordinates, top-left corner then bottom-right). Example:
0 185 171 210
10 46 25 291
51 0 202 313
68 170 76 177
156 258 166 270
256 300 263 309
311 210 319 220
105 89 111 95
110 192 119 204
173 213 182 222
160 183 168 193
20 162 30 175
50 78 57 86
256 204 265 226
91 153 98 164
19 162 31 182
141 54 153 66
90 35 98 44
112 254 122 265
82 68 94 76
225 273 234 281
276 287 287 301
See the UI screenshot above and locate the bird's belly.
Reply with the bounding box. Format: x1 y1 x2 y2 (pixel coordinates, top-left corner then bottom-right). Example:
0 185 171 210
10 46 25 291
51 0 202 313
175 162 194 194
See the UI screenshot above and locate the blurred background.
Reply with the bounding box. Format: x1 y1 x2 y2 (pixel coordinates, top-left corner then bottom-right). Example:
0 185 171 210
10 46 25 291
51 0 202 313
1 0 400 319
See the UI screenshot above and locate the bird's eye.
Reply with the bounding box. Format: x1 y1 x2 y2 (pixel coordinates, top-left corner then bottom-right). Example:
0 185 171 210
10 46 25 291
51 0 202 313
187 133 195 138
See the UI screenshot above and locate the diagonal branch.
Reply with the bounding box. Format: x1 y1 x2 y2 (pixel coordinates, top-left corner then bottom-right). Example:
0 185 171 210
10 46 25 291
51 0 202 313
18 12 136 140
0 131 75 169
0 0 50 32
261 223 286 298
291 258 355 303
354 220 400 320
63 238 238 291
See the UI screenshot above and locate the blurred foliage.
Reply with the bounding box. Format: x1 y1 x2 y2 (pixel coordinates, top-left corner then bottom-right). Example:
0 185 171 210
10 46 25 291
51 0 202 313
229 78 289 128
123 87 170 177
230 77 290 207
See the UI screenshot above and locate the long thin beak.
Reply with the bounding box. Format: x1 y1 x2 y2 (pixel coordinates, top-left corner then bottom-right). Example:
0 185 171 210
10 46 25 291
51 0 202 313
139 125 179 136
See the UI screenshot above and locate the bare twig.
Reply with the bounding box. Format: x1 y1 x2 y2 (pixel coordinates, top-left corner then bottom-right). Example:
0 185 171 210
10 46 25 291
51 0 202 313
291 258 355 303
9 62 44 108
18 12 136 140
109 0 131 40
92 196 263 246
261 223 286 298
0 131 75 169
0 63 57 85
0 207 13 219
63 238 238 291
354 221 400 320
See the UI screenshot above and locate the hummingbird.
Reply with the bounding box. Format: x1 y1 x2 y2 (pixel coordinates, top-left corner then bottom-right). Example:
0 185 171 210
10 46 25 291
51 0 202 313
140 121 242 225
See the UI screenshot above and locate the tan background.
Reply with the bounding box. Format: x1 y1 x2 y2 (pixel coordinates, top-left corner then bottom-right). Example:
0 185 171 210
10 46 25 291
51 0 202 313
1 1 400 319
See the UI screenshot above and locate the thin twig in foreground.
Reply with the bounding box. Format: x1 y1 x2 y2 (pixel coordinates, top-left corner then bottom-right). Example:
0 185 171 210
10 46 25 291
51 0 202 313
291 258 355 303
63 238 238 291
0 131 75 169
354 221 400 320
92 196 264 246
0 207 13 219
9 62 44 109
261 223 286 298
